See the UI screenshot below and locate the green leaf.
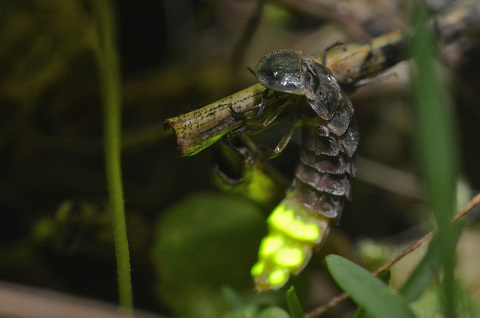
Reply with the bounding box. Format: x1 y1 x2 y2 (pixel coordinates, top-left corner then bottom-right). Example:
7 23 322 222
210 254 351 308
326 255 416 318
354 307 374 318
221 304 259 318
286 287 304 318
257 306 290 318
151 192 267 318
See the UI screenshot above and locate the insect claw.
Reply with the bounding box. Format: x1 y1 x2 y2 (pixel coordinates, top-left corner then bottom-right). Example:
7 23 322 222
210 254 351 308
227 103 242 118
251 49 357 291
256 88 269 118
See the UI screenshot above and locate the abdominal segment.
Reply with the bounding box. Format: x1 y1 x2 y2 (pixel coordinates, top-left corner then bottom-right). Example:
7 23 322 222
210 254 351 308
252 107 358 291
252 53 359 291
292 126 356 220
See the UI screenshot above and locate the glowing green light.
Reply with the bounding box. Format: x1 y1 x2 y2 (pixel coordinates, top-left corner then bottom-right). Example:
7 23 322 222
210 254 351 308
259 235 284 256
269 203 320 242
252 198 333 291
245 166 279 205
251 261 265 276
275 246 304 267
268 268 288 286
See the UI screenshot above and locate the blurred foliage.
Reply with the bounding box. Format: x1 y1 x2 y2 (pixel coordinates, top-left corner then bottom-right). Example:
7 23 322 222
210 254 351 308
326 255 416 318
151 192 272 317
1 0 480 317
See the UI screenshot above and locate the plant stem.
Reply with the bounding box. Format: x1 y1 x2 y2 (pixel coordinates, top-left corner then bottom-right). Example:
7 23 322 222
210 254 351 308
410 1 459 316
91 0 133 309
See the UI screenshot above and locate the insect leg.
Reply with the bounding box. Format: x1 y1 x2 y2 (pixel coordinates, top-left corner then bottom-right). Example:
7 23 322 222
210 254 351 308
256 119 302 159
261 96 289 127
227 103 254 120
256 88 269 118
271 120 302 158
228 88 272 121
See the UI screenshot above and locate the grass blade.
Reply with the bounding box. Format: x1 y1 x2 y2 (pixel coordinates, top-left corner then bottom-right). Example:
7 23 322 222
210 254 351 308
409 1 461 316
286 287 304 318
326 255 415 318
91 0 133 309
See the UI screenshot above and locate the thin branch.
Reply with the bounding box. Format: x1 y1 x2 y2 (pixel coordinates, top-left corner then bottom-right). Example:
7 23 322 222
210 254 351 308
305 192 480 318
165 0 480 157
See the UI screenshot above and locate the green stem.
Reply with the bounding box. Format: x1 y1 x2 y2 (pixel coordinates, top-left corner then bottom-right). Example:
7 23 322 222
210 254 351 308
91 0 133 309
410 1 459 316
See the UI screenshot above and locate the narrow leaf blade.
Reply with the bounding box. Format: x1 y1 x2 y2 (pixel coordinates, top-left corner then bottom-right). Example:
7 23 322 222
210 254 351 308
326 255 416 318
286 287 304 318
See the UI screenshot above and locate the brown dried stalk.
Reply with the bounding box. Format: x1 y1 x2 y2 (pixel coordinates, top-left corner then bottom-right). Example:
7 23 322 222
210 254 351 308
165 0 480 157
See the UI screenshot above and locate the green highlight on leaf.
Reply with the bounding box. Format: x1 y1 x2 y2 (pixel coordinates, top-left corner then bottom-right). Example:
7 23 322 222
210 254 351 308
326 254 415 318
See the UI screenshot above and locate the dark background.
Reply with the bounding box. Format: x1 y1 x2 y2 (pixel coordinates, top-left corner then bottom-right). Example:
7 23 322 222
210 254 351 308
1 0 479 317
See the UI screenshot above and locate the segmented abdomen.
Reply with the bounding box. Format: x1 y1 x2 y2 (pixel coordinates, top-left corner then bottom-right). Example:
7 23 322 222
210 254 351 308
251 108 359 291
290 115 358 220
251 51 359 291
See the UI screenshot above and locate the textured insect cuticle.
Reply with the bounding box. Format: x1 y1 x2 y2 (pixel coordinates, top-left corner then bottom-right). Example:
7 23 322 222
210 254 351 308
252 49 358 291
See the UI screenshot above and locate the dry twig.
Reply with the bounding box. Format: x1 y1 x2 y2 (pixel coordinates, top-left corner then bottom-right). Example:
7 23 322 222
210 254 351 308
305 192 480 317
165 0 480 157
